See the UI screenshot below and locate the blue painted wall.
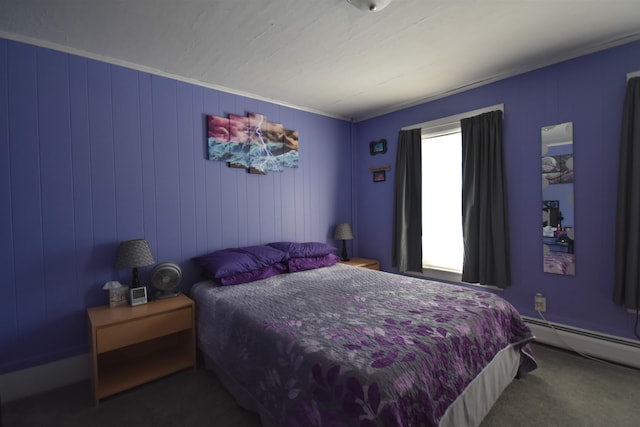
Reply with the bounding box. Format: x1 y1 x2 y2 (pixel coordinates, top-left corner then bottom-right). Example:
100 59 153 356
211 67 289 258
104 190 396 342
354 40 640 341
4 35 640 376
0 39 353 374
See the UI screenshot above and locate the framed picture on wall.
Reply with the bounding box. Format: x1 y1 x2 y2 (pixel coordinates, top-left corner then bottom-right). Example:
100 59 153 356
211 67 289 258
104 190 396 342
370 139 387 155
373 170 386 182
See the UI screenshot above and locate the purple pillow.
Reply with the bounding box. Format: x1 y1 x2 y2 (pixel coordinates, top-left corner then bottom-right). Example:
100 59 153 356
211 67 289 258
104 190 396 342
267 241 336 259
288 253 340 273
193 245 287 279
219 262 287 286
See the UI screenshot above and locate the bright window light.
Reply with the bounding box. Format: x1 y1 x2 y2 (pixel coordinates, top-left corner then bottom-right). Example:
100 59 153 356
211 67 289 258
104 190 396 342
421 131 463 273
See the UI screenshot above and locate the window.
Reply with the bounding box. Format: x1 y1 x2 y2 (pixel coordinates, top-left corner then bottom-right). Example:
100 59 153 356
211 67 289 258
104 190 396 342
411 104 503 281
421 127 463 274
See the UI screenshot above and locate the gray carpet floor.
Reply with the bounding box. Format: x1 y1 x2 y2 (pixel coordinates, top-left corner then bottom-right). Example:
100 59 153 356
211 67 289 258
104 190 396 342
2 343 640 427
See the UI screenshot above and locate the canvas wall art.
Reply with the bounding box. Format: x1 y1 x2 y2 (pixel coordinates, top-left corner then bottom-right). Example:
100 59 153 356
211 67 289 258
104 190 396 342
207 112 299 174
542 154 573 185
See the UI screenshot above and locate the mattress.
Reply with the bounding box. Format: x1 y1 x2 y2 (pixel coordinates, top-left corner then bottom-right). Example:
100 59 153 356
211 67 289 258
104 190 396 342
191 263 536 426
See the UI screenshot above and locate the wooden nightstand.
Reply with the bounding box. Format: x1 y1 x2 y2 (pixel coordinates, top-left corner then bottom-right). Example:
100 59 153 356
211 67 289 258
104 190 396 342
87 294 196 404
340 257 380 271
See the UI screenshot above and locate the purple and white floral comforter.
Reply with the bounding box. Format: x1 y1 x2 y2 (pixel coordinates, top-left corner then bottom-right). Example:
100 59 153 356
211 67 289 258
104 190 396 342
544 252 575 275
191 264 536 427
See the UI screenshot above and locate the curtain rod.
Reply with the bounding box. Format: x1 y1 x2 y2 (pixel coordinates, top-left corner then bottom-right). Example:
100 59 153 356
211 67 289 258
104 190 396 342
627 70 640 81
401 104 504 131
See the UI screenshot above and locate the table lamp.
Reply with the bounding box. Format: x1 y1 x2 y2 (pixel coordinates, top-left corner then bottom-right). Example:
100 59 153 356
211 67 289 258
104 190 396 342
116 239 155 288
333 223 354 261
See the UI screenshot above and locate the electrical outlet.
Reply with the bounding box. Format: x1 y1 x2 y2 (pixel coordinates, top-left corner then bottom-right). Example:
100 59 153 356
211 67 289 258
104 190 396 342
534 293 546 312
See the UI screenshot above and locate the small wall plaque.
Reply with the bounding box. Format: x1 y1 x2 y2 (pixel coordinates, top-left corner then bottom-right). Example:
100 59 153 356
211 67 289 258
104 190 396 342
370 139 387 155
373 170 386 182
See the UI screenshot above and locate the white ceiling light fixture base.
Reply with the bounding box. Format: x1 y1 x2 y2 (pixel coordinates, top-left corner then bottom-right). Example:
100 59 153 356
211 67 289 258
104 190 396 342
347 0 393 12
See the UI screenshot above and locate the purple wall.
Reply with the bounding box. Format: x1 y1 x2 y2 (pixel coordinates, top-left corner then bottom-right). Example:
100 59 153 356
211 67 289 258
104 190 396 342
0 39 353 374
355 40 640 341
4 35 640 376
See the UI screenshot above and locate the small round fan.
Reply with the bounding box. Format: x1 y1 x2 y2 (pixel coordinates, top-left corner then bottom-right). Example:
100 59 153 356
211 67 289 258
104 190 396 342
150 262 182 299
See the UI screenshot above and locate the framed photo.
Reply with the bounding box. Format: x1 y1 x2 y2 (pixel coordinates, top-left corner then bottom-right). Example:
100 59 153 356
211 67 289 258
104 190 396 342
370 139 387 155
109 287 129 308
373 170 386 182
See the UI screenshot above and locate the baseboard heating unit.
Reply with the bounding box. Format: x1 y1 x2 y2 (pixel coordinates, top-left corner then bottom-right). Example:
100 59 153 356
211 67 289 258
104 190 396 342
523 316 640 370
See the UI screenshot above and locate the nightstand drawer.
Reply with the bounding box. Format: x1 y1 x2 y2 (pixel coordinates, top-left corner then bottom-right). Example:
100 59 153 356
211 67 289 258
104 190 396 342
96 307 192 353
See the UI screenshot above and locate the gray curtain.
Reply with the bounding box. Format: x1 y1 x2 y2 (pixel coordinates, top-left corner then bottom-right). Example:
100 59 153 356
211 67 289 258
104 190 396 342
614 77 640 310
461 110 511 288
392 128 423 272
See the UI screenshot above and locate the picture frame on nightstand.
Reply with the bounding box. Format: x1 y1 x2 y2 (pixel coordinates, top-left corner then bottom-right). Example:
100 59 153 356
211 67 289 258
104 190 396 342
109 286 129 308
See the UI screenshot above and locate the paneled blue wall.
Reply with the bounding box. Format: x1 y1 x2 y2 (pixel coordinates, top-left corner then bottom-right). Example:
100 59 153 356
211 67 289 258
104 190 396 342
355 40 640 341
0 39 353 373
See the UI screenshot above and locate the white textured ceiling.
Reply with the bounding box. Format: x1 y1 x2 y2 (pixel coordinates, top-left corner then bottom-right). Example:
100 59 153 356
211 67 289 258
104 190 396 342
1 0 640 121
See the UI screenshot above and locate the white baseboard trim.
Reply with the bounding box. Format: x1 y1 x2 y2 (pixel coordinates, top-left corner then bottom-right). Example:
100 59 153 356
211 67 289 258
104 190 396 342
523 316 640 370
0 354 90 403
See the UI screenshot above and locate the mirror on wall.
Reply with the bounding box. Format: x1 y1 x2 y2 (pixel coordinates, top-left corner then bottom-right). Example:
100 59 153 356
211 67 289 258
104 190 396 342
541 122 575 275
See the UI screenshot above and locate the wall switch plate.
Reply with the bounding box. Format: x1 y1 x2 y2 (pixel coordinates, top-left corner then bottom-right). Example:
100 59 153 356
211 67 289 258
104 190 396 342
534 293 547 312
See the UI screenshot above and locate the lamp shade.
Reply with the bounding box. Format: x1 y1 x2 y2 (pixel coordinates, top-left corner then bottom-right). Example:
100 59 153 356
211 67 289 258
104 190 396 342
116 239 155 269
333 223 354 240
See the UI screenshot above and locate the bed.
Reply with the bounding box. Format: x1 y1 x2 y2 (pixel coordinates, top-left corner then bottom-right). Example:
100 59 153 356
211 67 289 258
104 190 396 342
190 247 536 427
543 251 575 275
